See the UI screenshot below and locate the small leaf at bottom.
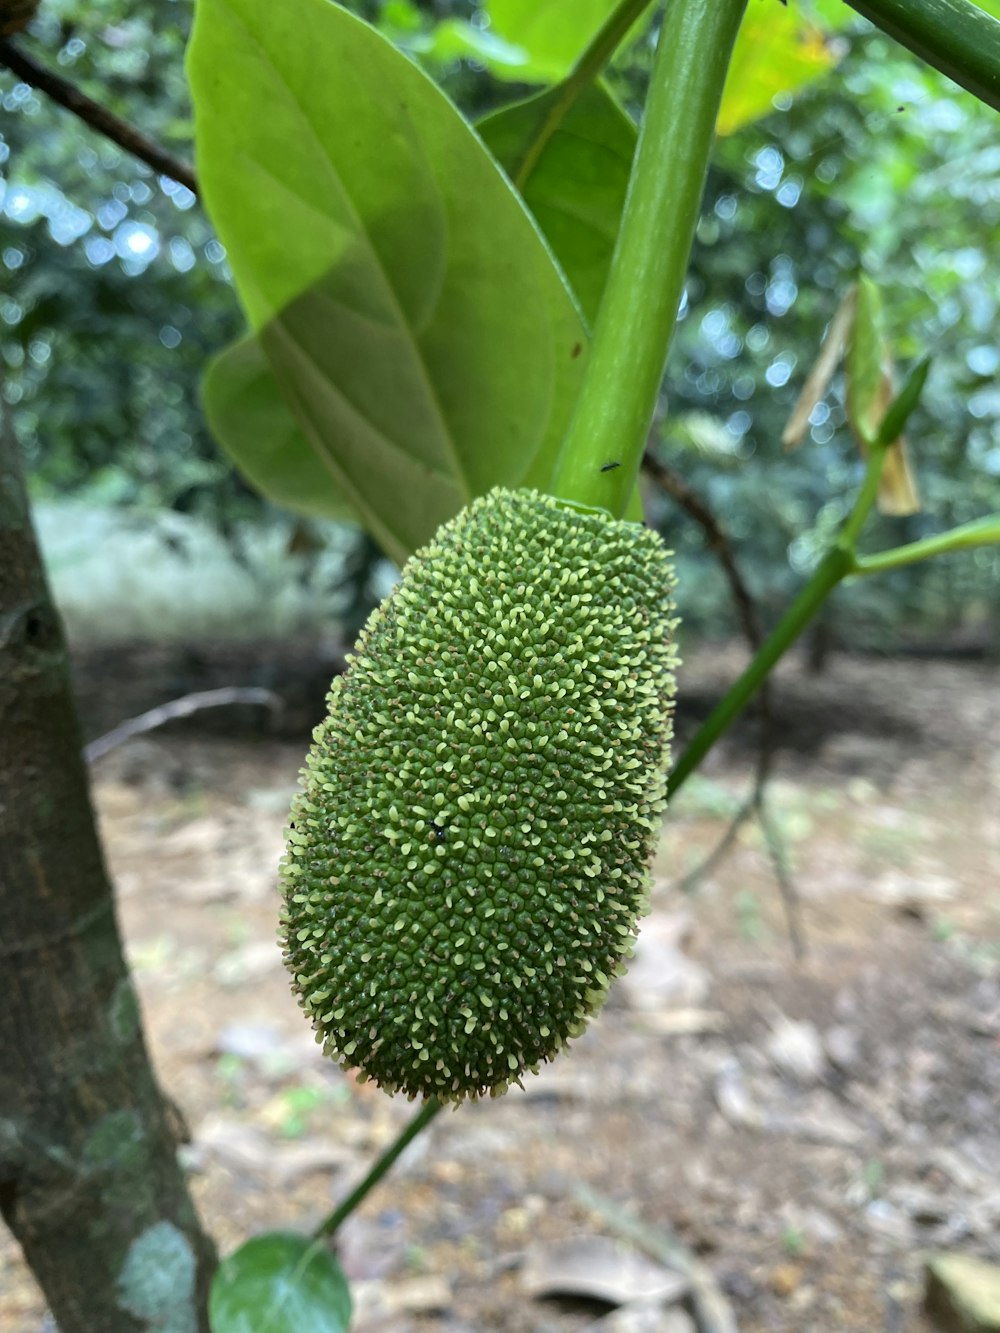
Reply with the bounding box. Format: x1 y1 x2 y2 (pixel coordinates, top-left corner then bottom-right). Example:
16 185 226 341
210 1231 351 1333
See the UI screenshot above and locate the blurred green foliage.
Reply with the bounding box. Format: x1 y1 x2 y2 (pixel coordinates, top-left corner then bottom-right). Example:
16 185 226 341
659 30 1000 646
1 0 998 647
1 0 248 521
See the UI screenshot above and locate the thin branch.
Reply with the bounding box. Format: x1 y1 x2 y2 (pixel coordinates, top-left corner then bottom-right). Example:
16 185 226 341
0 36 198 193
84 687 281 763
754 786 806 962
315 1097 442 1238
672 791 754 896
642 450 762 651
643 450 806 959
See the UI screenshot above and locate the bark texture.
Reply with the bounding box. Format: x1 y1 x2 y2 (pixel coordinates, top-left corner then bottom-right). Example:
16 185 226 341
0 404 216 1332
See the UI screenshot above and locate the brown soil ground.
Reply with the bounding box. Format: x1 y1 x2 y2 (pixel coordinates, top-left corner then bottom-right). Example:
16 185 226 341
2 647 998 1332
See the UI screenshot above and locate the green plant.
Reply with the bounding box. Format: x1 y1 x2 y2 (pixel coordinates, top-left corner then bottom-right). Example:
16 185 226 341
781 1224 806 1258
180 0 1000 1324
281 488 678 1101
2 0 1000 1329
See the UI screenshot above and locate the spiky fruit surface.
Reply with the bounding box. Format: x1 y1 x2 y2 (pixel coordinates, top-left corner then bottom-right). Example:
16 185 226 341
281 488 678 1101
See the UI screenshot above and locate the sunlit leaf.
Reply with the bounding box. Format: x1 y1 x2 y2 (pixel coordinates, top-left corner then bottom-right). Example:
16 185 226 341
486 0 624 83
666 412 746 465
480 2 849 330
479 82 635 324
485 0 655 83
718 1 845 136
413 18 532 72
807 0 858 32
209 1232 351 1333
189 0 586 564
486 0 846 121
203 334 356 524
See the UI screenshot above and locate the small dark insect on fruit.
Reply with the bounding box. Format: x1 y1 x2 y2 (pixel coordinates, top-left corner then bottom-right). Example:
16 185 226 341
600 461 621 473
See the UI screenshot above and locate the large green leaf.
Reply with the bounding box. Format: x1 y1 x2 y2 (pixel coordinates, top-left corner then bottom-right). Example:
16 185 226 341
412 17 534 74
203 335 355 523
209 1232 351 1333
189 0 586 564
719 1 846 136
478 83 635 326
486 0 629 83
485 0 846 116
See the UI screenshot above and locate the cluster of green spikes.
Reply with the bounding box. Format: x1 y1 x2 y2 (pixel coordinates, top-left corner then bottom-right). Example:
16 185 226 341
280 488 678 1101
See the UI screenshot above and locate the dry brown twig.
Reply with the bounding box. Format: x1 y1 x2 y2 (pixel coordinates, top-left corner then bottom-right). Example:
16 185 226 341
84 687 281 763
0 35 198 193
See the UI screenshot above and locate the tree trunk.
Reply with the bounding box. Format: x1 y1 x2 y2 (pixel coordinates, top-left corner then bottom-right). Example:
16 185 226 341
0 404 216 1332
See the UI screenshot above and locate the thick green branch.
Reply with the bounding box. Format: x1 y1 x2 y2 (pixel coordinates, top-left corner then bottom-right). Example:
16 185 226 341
552 0 748 515
846 0 1000 112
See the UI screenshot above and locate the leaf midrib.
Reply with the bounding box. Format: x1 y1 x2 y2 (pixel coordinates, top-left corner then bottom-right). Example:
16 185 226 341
213 0 468 499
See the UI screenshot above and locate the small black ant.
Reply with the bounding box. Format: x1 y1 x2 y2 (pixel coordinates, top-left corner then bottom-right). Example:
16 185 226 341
600 461 621 473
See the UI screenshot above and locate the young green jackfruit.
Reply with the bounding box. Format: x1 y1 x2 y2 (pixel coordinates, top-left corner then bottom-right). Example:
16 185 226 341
280 488 678 1102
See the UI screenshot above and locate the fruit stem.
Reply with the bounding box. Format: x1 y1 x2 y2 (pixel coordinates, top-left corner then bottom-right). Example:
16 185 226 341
314 1097 442 1238
551 0 747 517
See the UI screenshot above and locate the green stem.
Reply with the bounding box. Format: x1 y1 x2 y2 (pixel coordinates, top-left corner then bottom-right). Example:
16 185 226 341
854 513 1000 576
314 1097 442 1238
667 409 897 794
571 0 654 89
667 546 853 799
514 0 655 190
552 0 747 516
667 417 1000 794
840 441 887 548
846 0 1000 113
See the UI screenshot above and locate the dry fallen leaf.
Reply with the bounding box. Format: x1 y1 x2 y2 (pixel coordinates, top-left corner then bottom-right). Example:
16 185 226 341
521 1236 689 1308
